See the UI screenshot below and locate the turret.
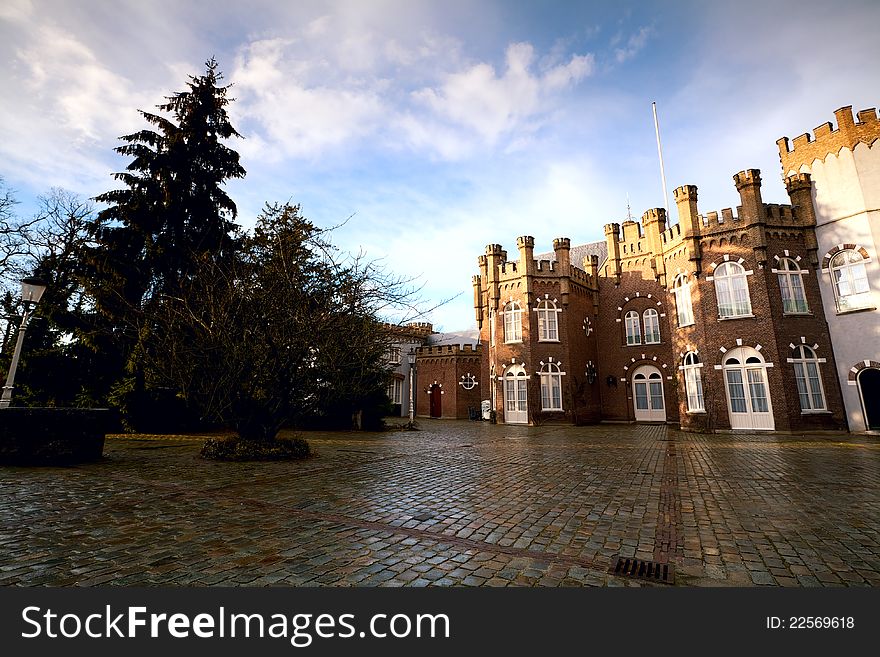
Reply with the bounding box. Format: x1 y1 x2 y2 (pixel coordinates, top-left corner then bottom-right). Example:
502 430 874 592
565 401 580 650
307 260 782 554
516 236 535 276
641 208 667 286
483 244 506 310
673 184 703 276
733 169 765 224
603 223 621 284
553 237 572 306
673 185 701 236
785 173 819 266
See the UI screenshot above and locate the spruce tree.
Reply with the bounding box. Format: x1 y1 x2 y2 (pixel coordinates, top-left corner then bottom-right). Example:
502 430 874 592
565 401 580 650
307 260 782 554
82 59 246 424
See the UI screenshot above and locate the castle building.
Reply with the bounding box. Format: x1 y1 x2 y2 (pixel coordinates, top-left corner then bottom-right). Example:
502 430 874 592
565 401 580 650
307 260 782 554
778 106 880 431
404 104 877 434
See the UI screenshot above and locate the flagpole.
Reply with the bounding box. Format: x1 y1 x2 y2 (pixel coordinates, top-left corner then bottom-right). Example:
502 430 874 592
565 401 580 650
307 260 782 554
652 101 671 221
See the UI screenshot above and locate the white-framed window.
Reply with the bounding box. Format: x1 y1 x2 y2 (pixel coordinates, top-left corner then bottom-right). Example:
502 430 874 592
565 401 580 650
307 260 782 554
625 310 641 345
385 345 401 364
777 258 809 314
714 261 752 318
830 249 872 312
673 274 694 327
387 378 403 404
536 299 559 341
643 308 660 344
790 345 826 411
503 301 523 343
539 361 564 411
682 351 704 412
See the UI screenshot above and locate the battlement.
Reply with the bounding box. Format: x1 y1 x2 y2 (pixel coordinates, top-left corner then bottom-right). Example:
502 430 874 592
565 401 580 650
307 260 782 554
700 208 737 228
416 343 481 357
661 222 683 244
535 259 556 272
517 235 535 249
733 169 761 189
383 321 435 340
778 105 880 175
485 243 506 256
553 237 571 250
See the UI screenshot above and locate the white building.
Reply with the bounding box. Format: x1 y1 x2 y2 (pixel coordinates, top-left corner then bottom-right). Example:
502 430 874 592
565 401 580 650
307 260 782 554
779 105 880 432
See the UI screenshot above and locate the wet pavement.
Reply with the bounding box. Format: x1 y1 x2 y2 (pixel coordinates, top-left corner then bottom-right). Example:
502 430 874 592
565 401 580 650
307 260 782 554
1 421 879 587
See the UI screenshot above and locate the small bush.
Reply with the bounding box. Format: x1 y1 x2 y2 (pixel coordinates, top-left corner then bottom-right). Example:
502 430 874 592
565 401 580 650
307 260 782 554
200 436 311 461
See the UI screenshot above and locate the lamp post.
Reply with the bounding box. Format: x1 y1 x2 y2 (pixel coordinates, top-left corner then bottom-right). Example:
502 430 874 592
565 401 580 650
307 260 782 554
407 348 416 424
0 277 48 409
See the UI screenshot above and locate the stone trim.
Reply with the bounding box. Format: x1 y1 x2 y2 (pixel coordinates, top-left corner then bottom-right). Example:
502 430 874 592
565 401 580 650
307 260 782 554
847 360 880 386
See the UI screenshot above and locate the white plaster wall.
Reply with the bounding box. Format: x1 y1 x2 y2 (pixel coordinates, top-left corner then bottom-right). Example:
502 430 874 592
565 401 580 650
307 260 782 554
801 143 880 430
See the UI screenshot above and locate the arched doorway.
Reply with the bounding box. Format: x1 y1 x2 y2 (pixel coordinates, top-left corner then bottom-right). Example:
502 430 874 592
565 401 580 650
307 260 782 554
858 368 880 430
632 365 665 422
723 347 774 430
429 383 442 418
503 364 528 424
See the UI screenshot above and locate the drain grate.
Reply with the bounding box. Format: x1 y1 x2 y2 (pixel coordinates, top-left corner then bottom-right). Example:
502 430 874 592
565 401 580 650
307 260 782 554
609 556 674 585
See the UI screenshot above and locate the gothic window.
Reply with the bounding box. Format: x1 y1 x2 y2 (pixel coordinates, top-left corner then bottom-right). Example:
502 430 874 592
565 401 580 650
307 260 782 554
790 345 826 411
673 274 695 327
714 261 752 318
777 258 808 314
625 310 641 345
539 361 564 411
682 352 704 412
643 308 660 344
829 249 872 312
536 300 559 341
503 301 523 343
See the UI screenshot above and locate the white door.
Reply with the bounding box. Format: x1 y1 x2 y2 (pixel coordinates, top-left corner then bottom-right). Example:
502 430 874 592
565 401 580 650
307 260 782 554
632 366 666 422
724 348 774 430
504 365 529 424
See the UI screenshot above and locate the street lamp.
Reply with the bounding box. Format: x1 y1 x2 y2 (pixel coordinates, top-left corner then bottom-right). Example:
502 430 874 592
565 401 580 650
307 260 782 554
407 348 417 424
0 277 48 409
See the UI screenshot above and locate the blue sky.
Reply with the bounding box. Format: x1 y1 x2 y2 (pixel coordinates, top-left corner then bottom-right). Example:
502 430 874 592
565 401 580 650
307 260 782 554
2 0 879 331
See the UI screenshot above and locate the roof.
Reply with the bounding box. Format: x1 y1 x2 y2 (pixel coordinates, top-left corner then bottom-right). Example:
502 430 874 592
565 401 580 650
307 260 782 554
426 329 480 348
535 240 607 271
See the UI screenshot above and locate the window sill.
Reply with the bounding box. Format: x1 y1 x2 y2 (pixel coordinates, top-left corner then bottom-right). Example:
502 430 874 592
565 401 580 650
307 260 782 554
504 340 524 345
717 313 755 321
541 408 564 413
686 410 707 415
782 312 813 317
835 306 876 315
677 322 695 329
538 339 561 343
800 410 831 415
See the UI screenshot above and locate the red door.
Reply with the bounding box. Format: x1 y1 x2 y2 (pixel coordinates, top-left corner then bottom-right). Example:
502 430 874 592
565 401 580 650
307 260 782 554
429 384 442 417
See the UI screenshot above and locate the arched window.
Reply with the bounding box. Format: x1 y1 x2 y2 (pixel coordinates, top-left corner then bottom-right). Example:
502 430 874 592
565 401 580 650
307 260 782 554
682 352 704 412
790 345 826 411
539 361 564 411
624 310 641 345
643 308 660 344
723 347 774 430
673 274 694 327
714 261 752 318
503 301 522 343
830 249 871 312
536 300 559 341
777 258 808 314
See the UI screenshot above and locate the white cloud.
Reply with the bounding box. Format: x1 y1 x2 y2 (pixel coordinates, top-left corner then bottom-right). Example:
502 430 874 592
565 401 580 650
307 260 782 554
408 42 593 153
614 26 652 63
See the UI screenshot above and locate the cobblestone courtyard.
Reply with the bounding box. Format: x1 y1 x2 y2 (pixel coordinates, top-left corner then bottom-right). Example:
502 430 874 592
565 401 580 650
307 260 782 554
2 421 879 587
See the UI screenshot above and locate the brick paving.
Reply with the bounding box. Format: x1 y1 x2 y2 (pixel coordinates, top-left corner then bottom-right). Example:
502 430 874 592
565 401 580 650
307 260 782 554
1 421 879 587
